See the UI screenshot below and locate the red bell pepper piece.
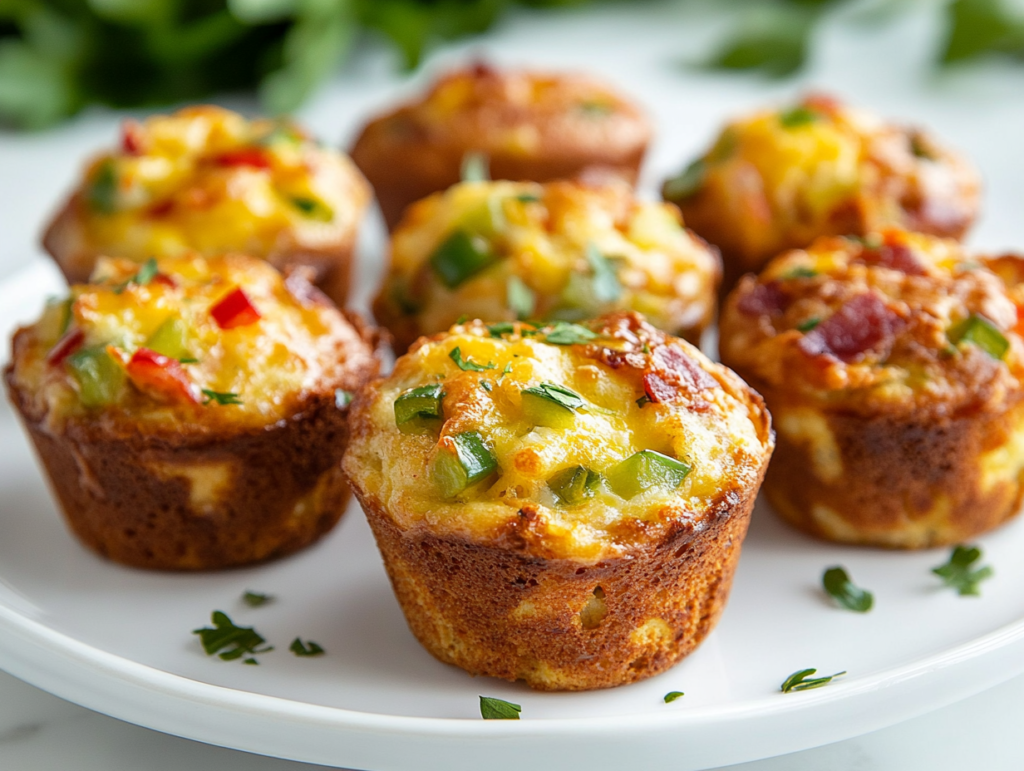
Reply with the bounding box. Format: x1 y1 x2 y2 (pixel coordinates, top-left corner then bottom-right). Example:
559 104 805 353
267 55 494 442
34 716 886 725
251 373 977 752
47 328 85 367
215 148 271 169
121 120 144 155
126 347 197 403
210 287 261 329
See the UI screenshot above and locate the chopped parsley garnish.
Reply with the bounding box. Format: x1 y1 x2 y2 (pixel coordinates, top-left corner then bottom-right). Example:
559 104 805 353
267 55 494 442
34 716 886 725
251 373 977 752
290 637 326 657
578 100 613 116
521 381 585 411
780 668 845 693
455 314 469 324
507 275 536 320
586 243 623 303
780 266 818 280
202 389 243 406
544 321 597 345
450 347 495 371
822 566 873 612
479 380 493 392
932 545 993 596
498 361 513 383
479 696 521 720
113 257 158 294
87 160 118 213
662 158 706 201
335 388 354 408
779 106 819 128
244 658 259 665
460 151 489 182
242 591 274 607
663 691 685 703
290 196 334 221
488 321 538 338
636 395 651 408
515 193 541 203
797 317 821 332
193 611 273 662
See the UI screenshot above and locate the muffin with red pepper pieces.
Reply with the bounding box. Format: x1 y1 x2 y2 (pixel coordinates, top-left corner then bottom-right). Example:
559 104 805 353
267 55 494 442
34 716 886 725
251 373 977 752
342 312 773 690
351 62 652 229
663 94 980 297
5 253 379 570
42 105 371 306
374 178 720 352
719 229 1024 548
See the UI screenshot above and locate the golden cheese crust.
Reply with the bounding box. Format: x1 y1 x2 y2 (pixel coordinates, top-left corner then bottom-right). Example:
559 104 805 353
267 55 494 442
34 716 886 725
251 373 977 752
720 230 1024 548
42 106 371 306
665 94 980 297
350 63 652 229
374 179 720 351
5 253 381 569
343 312 772 689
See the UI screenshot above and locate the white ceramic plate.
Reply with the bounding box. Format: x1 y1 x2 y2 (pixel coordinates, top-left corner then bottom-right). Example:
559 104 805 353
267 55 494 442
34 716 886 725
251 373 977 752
4 261 1024 771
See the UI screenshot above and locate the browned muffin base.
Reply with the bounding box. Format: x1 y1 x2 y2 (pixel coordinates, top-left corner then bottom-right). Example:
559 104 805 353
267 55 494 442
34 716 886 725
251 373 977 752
759 393 1024 548
354 470 764 691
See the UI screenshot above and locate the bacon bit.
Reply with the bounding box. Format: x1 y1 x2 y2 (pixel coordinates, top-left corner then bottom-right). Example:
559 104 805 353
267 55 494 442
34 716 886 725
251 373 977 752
284 267 331 308
802 93 842 115
643 373 677 404
737 281 788 317
651 345 718 392
147 200 174 218
215 148 271 169
863 243 925 276
121 120 144 155
593 349 647 370
151 273 178 289
210 287 261 329
126 348 197 403
1015 305 1024 339
47 328 84 367
799 293 904 362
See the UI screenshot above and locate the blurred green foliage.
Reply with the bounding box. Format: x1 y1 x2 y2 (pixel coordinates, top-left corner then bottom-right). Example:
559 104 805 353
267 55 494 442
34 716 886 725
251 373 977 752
1 0 1022 130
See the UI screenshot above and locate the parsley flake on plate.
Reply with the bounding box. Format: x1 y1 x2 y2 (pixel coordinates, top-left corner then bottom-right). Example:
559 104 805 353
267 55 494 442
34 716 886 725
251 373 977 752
780 668 845 693
822 566 873 612
193 611 273 662
290 638 326 657
479 696 521 720
932 545 993 596
242 591 274 608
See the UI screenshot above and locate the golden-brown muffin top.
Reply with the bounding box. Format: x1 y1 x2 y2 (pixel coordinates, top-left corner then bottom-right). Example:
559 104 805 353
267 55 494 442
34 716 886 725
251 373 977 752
8 252 373 434
343 312 771 561
366 62 650 158
720 229 1024 417
375 179 720 347
48 106 369 270
664 94 980 270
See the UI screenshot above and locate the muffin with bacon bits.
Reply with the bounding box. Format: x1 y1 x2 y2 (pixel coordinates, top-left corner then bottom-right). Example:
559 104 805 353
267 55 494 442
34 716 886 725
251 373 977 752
374 178 720 352
720 229 1024 549
351 62 652 229
342 312 772 690
663 94 980 297
5 253 379 570
42 105 371 305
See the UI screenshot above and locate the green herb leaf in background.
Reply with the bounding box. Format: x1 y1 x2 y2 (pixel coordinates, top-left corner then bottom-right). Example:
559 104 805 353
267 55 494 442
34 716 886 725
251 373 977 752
932 544 994 596
822 566 873 612
480 696 522 719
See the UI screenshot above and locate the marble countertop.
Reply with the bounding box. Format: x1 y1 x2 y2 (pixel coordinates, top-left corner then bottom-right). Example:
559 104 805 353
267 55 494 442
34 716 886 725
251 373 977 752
3 2 1024 769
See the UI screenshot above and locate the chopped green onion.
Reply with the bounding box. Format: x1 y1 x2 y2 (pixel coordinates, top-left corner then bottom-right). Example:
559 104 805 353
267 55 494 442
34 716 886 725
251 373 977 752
87 160 118 213
521 382 585 429
822 567 873 612
948 314 1009 360
449 347 495 372
394 384 445 432
779 106 819 128
290 196 334 221
480 696 521 720
433 431 498 498
430 230 497 289
607 450 691 500
586 243 623 304
507 275 536 320
662 158 706 201
202 389 242 406
460 151 489 182
548 466 602 505
145 317 193 362
66 346 125 408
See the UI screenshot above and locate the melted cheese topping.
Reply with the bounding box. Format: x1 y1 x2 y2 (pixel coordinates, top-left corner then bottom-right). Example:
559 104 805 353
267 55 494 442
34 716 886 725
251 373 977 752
720 230 1024 415
345 316 769 560
377 180 719 341
70 106 368 265
11 253 366 431
674 95 978 269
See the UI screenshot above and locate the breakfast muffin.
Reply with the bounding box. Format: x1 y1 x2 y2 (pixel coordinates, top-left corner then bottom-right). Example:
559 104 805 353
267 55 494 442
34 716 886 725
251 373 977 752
663 94 980 296
42 106 371 306
342 312 773 690
374 179 720 352
350 62 652 229
5 253 379 570
719 229 1024 548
